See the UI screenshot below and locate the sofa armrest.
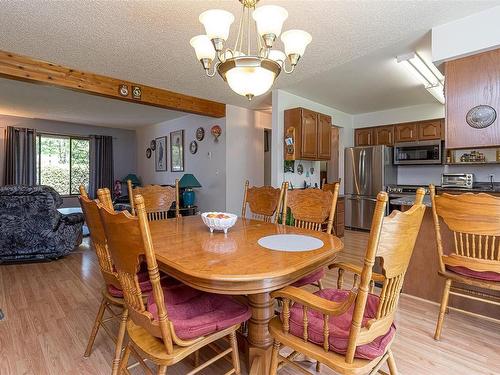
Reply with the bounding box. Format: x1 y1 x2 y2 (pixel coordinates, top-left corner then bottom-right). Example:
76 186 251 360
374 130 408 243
61 212 85 225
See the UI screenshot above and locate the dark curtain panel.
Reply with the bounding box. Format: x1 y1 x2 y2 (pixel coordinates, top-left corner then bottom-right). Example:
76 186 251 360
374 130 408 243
4 126 37 185
89 135 114 198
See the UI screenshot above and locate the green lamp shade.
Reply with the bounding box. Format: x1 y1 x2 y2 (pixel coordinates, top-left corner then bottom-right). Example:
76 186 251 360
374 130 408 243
179 174 202 188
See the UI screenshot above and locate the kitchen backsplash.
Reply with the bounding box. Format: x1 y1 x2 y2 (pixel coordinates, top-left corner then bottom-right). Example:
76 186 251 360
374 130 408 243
284 160 321 189
397 164 500 185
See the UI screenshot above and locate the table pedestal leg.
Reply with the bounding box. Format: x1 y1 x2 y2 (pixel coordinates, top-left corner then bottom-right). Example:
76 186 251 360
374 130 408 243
247 292 275 375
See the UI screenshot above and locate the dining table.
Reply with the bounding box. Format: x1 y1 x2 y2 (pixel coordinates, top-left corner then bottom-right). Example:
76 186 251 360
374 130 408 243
148 215 344 375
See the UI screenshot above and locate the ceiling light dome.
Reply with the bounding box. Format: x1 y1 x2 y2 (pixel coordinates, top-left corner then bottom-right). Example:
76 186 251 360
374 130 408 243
218 56 281 100
190 0 311 99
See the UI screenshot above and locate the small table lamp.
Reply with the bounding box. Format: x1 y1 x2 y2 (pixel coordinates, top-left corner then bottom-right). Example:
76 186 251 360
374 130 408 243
179 173 202 207
122 174 141 186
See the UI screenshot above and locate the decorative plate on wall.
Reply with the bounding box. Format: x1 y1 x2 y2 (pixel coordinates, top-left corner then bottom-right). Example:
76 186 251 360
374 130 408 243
297 163 304 175
146 148 152 159
150 140 156 151
196 127 205 141
190 140 198 154
466 105 497 129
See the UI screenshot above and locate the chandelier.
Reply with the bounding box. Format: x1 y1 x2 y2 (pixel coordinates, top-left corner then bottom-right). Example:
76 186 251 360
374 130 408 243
190 0 312 100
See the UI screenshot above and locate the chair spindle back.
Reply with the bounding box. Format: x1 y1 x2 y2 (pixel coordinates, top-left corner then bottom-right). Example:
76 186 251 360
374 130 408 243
430 185 500 274
344 189 426 362
96 187 114 211
98 194 204 355
284 183 339 234
78 185 121 290
128 180 180 220
241 180 286 223
274 190 425 367
322 179 341 194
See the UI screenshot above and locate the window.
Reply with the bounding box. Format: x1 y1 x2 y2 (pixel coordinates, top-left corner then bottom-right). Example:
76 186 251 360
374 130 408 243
37 134 90 196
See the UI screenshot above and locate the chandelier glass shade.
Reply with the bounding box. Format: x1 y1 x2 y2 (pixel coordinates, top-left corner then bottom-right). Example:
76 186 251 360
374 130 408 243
190 0 311 100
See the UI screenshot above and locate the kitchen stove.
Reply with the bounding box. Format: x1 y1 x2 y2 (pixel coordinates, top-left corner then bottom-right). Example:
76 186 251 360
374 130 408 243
386 184 430 197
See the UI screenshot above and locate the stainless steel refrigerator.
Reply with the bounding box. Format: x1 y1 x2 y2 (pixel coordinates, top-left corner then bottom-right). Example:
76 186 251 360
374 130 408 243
344 145 397 230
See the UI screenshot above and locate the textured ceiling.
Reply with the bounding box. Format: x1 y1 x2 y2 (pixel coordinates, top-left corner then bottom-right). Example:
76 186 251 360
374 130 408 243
0 78 187 128
0 0 499 116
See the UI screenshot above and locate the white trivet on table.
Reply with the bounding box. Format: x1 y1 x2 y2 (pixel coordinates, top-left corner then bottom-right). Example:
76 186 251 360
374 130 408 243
258 234 324 252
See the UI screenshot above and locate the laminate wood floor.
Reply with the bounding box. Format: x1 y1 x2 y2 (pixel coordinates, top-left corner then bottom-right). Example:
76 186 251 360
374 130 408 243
1 230 499 375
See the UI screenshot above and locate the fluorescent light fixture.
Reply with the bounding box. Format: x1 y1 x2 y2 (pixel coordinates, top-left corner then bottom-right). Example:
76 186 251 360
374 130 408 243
427 85 445 104
397 52 445 104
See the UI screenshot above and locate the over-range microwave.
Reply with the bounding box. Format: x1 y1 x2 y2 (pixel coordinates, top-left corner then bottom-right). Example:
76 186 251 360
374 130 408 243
393 140 442 165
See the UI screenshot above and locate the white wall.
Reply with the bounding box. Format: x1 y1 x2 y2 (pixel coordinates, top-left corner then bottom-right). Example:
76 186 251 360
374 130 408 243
136 114 226 213
0 114 137 207
432 5 500 64
398 164 500 186
225 105 271 215
271 89 354 191
353 103 445 127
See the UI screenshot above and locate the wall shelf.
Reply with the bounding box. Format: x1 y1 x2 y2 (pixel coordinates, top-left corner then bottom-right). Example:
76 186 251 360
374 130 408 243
445 162 500 165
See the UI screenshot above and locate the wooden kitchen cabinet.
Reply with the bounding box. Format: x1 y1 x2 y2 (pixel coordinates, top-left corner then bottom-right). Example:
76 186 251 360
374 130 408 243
354 128 373 146
445 49 500 148
373 125 394 146
394 123 418 142
284 108 332 161
301 109 318 159
318 113 332 159
356 119 444 145
418 119 442 140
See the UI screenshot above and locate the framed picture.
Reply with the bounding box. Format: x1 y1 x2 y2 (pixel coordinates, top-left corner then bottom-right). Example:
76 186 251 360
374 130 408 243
155 136 167 171
170 130 184 172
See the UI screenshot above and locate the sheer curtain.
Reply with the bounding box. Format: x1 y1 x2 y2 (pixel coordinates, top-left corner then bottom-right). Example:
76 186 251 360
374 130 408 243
89 135 114 198
4 126 37 185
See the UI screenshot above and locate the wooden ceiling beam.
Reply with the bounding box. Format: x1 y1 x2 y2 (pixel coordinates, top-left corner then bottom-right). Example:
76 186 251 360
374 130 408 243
0 50 226 118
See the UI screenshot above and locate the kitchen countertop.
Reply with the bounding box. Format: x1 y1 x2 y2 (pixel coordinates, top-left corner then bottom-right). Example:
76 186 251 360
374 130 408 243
390 195 432 207
436 182 500 193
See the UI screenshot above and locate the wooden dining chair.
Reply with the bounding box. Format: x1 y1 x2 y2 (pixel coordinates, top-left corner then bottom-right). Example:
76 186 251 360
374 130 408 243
283 183 340 289
429 185 500 340
269 189 426 375
79 186 148 375
98 193 251 375
127 180 180 220
322 178 341 193
241 180 286 223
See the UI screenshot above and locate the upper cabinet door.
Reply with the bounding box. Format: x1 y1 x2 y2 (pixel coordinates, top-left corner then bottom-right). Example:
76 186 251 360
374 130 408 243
394 123 418 143
301 109 318 159
418 120 442 140
355 128 373 146
317 114 332 160
374 125 394 146
446 49 500 148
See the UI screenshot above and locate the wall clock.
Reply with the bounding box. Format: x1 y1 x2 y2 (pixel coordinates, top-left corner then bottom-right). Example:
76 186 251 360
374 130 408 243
189 140 198 154
196 127 205 141
132 86 142 100
119 84 129 97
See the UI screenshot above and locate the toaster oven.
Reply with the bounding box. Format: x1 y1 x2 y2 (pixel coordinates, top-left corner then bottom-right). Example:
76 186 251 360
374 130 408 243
441 173 474 189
